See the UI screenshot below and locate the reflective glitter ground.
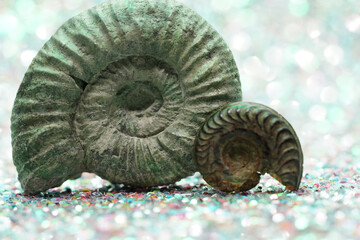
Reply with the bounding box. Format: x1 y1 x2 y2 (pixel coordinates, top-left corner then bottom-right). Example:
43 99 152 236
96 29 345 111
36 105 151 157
1 170 359 239
0 0 359 239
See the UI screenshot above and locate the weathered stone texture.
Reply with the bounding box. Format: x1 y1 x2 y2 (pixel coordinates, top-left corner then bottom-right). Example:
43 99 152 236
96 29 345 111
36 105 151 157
11 0 242 194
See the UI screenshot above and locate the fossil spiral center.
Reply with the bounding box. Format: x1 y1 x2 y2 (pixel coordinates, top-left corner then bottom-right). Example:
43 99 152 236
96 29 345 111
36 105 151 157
74 56 184 175
115 82 163 112
75 56 183 140
220 134 262 190
223 137 259 168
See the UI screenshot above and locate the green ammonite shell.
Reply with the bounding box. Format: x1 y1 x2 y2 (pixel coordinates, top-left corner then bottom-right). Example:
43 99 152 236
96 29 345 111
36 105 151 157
11 0 242 194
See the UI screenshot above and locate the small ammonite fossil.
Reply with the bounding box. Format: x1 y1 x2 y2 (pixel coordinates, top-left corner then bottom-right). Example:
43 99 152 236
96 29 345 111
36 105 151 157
11 0 242 194
195 102 303 192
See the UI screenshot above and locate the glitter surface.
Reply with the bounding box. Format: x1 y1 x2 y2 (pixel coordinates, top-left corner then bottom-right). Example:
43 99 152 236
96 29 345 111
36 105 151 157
1 0 359 239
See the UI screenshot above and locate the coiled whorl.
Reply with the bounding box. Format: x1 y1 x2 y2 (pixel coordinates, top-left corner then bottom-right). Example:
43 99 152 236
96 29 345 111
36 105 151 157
195 102 303 192
11 0 242 194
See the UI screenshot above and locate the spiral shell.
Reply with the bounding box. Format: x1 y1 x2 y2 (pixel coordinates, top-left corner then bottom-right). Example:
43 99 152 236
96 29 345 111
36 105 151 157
195 102 303 192
11 0 242 194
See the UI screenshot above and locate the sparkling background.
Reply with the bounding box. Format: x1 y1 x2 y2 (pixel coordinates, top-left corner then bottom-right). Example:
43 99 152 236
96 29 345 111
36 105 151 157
1 0 360 239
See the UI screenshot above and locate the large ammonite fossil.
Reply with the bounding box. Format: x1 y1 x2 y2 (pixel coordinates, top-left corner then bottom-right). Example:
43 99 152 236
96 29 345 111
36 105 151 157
11 0 242 194
195 102 303 192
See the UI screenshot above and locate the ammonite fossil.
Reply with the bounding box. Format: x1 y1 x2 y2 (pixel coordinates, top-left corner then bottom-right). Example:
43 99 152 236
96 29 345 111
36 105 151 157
195 102 303 192
11 0 242 194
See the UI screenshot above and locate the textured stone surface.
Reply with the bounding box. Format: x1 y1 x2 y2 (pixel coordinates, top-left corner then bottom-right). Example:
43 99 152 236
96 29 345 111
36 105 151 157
195 102 303 192
11 0 242 194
